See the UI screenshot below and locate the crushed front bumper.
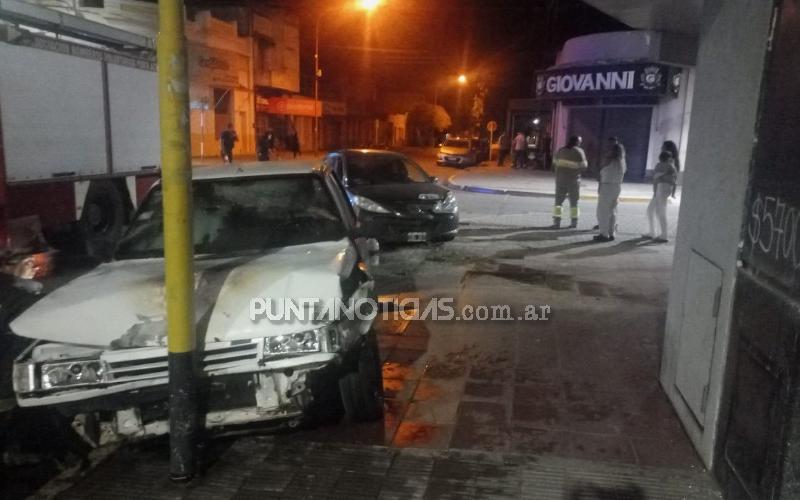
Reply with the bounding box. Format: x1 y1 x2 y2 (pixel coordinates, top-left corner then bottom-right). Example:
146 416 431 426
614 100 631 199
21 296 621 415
13 339 347 444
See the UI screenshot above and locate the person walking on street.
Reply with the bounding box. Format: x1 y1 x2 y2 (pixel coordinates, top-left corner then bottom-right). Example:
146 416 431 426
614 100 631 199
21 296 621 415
661 140 681 197
497 132 510 166
287 129 300 159
512 131 526 169
594 137 626 242
257 128 274 161
551 135 588 228
220 123 238 163
644 151 678 243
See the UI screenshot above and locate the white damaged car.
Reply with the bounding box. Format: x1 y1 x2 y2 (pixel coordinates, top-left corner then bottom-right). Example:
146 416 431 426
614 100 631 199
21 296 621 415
11 163 383 445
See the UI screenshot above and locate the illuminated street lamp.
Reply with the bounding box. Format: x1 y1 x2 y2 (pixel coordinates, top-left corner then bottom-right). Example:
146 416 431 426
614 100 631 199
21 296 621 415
434 73 469 106
315 0 381 153
358 0 381 10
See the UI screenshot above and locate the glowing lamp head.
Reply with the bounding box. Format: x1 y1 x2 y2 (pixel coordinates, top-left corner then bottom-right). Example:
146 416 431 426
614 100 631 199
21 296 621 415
457 74 467 85
357 0 381 11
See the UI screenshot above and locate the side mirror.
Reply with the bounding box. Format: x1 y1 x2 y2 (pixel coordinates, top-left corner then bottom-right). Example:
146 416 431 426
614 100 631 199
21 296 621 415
431 176 439 184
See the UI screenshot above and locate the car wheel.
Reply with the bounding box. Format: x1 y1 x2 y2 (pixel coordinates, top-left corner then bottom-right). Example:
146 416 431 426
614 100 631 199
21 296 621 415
339 333 384 422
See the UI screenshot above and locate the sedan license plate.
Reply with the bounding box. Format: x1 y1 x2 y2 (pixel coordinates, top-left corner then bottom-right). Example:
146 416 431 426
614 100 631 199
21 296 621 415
407 232 427 242
446 156 458 162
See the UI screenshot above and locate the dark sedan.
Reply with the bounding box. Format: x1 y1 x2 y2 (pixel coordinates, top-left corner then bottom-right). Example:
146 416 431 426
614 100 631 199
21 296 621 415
324 150 459 243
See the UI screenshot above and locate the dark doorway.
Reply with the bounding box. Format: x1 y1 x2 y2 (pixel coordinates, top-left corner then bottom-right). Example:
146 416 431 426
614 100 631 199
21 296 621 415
567 106 653 181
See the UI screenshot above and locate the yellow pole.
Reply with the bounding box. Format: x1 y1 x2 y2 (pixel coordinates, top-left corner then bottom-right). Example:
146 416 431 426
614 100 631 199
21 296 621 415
157 0 197 481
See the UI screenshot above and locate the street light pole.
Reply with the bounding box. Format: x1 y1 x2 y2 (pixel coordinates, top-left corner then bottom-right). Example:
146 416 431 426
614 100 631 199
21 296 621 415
314 2 380 155
157 0 197 482
314 12 322 155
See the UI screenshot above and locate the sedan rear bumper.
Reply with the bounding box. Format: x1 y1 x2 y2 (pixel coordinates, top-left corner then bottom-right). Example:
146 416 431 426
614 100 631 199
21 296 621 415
437 153 477 166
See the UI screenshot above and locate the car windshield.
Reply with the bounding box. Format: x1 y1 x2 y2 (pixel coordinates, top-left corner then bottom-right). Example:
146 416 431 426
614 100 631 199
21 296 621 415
443 139 470 148
345 154 430 186
115 175 347 259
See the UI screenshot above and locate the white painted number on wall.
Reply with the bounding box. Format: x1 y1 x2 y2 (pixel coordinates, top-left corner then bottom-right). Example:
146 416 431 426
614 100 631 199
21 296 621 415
747 192 800 269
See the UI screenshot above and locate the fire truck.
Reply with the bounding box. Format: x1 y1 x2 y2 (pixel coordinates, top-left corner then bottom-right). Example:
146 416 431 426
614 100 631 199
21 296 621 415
0 0 160 274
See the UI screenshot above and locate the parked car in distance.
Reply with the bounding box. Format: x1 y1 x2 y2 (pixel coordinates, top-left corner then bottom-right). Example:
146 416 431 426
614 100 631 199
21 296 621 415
436 137 485 167
11 162 383 445
325 150 459 243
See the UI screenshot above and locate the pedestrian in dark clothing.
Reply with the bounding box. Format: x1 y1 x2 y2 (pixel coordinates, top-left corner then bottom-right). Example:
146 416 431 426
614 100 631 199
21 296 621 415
220 123 238 163
287 131 300 158
497 132 510 166
257 129 274 161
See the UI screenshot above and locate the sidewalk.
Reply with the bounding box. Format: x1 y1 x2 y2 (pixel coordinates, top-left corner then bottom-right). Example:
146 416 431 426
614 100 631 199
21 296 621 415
446 166 680 203
56 437 720 499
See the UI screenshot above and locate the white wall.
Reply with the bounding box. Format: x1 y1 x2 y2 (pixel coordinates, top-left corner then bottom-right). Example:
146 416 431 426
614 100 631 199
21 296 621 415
557 31 662 65
647 67 695 176
660 0 774 467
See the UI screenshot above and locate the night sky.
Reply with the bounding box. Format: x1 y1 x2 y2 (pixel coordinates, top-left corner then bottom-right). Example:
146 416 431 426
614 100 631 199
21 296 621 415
295 0 627 126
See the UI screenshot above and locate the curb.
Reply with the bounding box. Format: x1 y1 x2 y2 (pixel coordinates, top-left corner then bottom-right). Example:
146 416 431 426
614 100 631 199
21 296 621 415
446 176 653 203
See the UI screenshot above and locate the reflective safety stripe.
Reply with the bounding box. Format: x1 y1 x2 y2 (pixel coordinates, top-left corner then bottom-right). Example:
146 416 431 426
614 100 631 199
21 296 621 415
553 205 563 217
570 206 580 218
554 159 583 169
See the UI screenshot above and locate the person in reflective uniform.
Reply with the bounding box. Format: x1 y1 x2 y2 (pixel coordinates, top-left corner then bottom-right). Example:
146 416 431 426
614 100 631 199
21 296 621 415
551 135 588 228
594 137 626 242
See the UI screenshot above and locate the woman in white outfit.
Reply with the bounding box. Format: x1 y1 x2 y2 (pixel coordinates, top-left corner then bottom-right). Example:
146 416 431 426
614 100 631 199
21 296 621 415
644 151 678 243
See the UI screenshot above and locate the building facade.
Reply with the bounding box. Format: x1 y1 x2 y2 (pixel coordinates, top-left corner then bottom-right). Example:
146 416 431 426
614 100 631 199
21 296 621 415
26 0 309 158
534 31 696 181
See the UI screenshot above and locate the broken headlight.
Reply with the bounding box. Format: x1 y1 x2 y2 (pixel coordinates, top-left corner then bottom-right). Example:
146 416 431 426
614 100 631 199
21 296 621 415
265 330 322 355
264 326 343 356
432 192 458 214
40 359 107 390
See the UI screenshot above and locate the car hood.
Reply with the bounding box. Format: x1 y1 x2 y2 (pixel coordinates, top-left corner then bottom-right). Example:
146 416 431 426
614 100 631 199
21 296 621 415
350 183 448 204
439 146 471 155
11 238 358 348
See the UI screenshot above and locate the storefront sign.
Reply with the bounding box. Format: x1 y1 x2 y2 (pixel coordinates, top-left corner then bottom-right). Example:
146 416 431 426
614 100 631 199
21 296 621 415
257 97 321 117
255 95 270 113
535 63 676 99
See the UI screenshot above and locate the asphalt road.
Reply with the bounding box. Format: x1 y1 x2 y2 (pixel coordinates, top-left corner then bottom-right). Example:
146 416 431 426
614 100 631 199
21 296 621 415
408 149 681 241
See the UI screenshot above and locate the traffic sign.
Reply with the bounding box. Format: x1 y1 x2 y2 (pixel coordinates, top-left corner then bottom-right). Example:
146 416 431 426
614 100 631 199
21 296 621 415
486 120 497 132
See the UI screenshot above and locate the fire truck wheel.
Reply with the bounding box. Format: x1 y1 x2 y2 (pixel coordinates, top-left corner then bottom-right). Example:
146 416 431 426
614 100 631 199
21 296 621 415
80 180 126 259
